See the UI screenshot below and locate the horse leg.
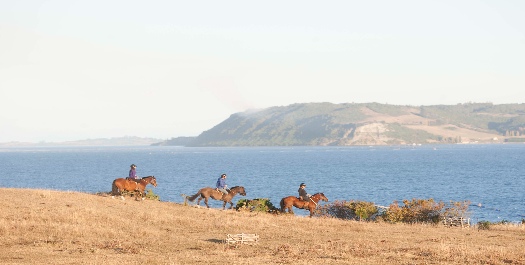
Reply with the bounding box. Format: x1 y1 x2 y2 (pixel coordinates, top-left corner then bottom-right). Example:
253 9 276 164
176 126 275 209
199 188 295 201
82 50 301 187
288 205 294 215
117 188 124 200
117 187 125 200
196 197 202 206
138 189 145 201
204 197 210 208
223 200 233 210
111 189 119 199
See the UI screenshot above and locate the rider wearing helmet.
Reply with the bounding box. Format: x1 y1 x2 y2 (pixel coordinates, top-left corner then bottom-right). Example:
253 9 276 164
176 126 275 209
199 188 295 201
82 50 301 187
128 164 140 183
298 183 311 201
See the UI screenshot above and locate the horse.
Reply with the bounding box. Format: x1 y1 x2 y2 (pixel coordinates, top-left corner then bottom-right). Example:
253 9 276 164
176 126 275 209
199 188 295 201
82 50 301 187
280 192 328 217
111 176 157 200
186 186 246 209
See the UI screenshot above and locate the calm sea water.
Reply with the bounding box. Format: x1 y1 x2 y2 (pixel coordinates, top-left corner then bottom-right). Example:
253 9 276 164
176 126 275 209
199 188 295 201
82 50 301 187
1 144 524 222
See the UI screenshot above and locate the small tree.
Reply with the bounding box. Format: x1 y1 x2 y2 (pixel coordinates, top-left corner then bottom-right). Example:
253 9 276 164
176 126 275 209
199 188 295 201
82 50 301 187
443 200 470 219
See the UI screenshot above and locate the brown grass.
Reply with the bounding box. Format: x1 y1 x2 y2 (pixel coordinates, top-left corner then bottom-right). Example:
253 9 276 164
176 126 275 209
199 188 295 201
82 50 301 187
1 188 524 265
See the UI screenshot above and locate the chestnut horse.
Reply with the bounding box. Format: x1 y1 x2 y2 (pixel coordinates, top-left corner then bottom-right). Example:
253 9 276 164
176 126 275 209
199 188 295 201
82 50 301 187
111 176 157 200
187 186 246 209
280 192 328 217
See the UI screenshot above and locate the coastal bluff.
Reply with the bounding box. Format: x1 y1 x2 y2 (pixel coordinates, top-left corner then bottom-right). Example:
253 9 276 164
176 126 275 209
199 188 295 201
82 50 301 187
1 188 524 264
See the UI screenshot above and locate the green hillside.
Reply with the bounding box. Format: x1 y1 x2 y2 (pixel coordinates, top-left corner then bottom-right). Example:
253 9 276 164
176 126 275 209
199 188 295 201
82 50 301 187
159 102 525 146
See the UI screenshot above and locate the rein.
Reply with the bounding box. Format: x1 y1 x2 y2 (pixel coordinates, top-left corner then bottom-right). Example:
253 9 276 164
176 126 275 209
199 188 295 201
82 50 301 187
309 196 318 206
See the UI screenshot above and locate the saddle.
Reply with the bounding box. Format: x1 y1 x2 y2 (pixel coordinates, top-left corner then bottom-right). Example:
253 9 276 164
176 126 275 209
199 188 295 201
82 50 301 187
216 188 229 198
126 177 141 183
298 197 310 209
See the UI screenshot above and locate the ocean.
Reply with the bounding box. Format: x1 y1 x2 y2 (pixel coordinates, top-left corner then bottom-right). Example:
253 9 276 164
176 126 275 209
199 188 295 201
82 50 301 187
1 144 524 223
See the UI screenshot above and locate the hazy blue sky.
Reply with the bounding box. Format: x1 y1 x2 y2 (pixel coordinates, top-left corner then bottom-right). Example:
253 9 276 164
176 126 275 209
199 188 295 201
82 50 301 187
1 1 524 142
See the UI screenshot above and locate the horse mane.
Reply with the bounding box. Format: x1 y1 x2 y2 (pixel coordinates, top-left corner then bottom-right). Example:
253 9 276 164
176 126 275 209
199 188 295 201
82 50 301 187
230 186 240 190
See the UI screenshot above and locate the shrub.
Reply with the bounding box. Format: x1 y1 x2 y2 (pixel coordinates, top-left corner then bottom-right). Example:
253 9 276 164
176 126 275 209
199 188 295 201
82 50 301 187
443 200 470 219
478 221 491 230
497 219 510 225
383 201 404 223
236 198 279 213
383 199 444 224
144 189 160 201
315 200 378 221
317 198 470 225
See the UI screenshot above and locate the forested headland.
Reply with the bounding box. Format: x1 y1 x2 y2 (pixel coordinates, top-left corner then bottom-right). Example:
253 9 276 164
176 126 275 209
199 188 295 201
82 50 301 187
156 102 525 146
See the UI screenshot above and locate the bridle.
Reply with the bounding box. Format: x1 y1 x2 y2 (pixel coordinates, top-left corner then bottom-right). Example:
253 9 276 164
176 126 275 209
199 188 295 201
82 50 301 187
308 193 327 206
309 196 318 206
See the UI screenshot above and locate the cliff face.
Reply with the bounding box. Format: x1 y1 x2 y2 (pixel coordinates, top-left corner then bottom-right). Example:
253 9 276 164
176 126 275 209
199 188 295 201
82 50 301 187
175 102 525 146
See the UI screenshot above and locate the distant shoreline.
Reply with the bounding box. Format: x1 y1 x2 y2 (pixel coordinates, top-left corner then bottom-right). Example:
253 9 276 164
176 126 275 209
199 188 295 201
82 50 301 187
1 141 524 148
0 136 164 147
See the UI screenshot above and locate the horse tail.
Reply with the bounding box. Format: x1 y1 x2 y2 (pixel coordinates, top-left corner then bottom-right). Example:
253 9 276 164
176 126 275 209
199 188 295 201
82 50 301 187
111 179 119 196
187 190 202 202
279 198 285 212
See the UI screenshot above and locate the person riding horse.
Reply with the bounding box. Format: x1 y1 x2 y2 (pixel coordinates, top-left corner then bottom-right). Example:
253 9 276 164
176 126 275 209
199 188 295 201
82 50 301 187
298 183 312 208
127 164 141 183
216 173 229 195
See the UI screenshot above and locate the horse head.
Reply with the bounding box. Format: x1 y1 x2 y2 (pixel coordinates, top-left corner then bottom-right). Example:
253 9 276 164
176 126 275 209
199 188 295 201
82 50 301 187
314 192 328 202
144 176 157 187
231 186 246 196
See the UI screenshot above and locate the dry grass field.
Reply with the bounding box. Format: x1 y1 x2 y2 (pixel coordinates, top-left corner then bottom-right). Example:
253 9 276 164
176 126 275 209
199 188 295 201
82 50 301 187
1 188 524 265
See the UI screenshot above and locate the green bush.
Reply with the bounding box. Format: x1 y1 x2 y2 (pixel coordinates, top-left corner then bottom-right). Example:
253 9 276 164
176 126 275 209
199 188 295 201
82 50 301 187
116 189 160 201
315 200 378 221
478 221 491 230
144 189 160 201
235 198 279 213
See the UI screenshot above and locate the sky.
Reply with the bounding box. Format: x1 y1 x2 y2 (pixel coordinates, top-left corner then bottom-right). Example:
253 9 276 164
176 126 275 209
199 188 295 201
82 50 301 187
1 1 524 142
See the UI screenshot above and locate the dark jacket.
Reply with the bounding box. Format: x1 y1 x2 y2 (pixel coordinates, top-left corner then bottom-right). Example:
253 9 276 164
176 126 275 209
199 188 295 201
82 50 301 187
298 187 309 201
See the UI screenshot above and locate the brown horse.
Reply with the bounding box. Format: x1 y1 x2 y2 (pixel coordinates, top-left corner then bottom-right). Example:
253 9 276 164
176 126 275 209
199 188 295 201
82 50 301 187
111 176 157 200
187 186 246 209
280 192 328 217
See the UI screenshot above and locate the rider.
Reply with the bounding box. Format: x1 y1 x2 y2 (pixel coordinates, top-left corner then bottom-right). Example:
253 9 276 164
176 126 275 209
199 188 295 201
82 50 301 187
128 164 140 183
298 183 311 202
216 173 229 195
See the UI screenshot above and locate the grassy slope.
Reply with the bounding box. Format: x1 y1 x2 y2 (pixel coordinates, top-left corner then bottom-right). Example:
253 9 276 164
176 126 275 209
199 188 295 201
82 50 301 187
1 188 524 265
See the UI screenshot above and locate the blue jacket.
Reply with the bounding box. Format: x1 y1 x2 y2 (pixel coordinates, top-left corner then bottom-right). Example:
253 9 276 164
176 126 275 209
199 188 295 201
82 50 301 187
216 177 226 189
129 169 137 179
